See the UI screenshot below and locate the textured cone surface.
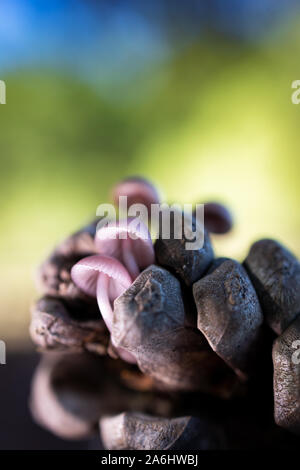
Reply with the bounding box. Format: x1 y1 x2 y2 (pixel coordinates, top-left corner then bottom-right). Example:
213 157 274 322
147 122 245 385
100 413 189 450
244 239 300 335
273 315 300 435
37 221 98 300
155 212 214 286
193 259 263 376
113 265 185 348
113 265 237 396
30 296 109 355
100 413 226 450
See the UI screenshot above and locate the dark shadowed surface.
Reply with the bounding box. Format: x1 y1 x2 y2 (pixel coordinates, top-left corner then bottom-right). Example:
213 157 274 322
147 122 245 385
0 347 102 450
0 345 299 449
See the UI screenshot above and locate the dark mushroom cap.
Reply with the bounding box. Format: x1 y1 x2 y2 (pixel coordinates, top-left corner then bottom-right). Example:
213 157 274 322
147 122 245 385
193 202 233 234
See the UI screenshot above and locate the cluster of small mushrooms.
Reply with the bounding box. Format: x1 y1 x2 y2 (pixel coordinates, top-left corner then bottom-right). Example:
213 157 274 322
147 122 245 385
30 177 300 450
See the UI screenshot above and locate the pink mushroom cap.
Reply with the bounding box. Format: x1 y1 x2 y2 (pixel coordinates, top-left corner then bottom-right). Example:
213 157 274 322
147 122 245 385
71 254 131 295
111 176 161 213
71 254 136 364
95 219 155 280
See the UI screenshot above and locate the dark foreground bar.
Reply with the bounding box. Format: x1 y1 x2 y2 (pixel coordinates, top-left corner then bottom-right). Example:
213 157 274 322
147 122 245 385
0 450 293 466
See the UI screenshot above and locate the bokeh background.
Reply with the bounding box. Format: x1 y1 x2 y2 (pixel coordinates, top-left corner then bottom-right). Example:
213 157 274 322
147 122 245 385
0 0 300 449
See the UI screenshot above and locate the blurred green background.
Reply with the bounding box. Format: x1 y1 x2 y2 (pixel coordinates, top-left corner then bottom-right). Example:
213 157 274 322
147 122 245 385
1 1 300 344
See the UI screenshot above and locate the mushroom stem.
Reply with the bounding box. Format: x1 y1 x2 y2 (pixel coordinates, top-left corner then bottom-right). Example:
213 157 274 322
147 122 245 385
96 273 112 332
111 340 137 364
96 273 137 364
121 237 140 280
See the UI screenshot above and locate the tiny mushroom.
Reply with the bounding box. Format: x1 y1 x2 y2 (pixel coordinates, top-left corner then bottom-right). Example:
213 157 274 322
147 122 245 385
193 202 233 235
95 218 155 280
111 176 161 213
71 254 135 363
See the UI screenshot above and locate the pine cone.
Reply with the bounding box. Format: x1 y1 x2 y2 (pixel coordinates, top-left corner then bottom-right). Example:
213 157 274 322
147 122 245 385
29 178 300 450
